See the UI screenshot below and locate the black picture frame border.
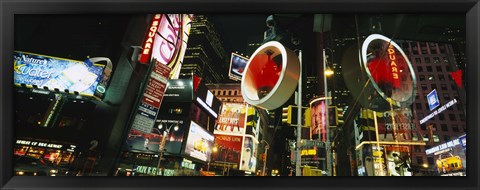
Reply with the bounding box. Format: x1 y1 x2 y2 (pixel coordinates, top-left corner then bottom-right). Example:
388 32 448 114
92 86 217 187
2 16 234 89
1 0 478 190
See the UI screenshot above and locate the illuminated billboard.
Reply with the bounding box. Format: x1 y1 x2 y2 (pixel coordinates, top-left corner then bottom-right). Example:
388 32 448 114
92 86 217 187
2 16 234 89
310 99 326 141
228 53 249 81
212 134 243 165
357 108 416 142
125 119 186 155
214 103 247 135
239 136 257 172
13 51 106 97
183 121 214 162
139 14 193 79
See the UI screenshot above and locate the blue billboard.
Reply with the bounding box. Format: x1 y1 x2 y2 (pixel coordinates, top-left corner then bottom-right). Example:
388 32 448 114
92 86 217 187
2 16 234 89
14 51 105 97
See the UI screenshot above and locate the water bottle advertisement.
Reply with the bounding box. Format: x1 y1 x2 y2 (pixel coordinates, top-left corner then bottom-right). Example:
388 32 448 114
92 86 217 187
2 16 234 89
14 51 105 97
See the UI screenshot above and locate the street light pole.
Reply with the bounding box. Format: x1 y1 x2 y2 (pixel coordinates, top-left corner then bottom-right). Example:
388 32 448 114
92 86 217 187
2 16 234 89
296 50 303 176
261 140 270 176
156 121 179 176
323 49 332 176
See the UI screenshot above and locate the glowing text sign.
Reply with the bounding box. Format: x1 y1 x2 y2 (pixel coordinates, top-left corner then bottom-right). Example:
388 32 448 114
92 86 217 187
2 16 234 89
419 99 458 125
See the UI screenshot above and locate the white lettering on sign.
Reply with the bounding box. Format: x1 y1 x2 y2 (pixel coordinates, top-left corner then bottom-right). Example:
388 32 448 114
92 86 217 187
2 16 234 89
426 138 462 155
420 99 458 125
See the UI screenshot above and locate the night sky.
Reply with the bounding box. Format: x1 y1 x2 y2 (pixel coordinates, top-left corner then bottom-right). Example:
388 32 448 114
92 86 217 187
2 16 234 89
208 14 271 55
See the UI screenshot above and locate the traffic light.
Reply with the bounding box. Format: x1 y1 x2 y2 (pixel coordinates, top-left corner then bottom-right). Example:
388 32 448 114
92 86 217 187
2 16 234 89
337 107 344 125
282 107 290 124
303 108 311 127
282 106 307 125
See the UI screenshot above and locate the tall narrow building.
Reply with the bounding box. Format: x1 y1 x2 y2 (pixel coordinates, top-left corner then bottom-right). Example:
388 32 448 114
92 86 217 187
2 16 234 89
180 15 229 83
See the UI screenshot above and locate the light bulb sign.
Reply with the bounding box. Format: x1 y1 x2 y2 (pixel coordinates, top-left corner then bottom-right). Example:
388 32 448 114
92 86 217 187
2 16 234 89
241 41 300 110
342 34 416 112
13 51 107 97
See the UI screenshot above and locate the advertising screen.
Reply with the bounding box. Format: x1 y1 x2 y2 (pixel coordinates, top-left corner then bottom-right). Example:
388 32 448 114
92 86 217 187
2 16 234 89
239 136 257 172
214 103 247 135
183 121 214 162
229 53 249 81
195 82 221 118
212 134 243 165
125 119 186 155
300 140 326 168
310 100 326 141
13 51 105 97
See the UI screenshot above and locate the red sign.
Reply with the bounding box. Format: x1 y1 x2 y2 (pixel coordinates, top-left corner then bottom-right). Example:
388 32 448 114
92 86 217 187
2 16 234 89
142 60 171 108
138 14 162 64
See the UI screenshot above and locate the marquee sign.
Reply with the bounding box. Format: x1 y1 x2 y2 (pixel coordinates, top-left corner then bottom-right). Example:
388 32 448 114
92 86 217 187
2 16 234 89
241 41 300 110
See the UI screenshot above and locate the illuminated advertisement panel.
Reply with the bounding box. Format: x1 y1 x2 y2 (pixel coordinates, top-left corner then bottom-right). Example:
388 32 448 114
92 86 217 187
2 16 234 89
13 51 105 97
239 136 257 172
228 53 249 81
214 103 247 135
212 134 243 166
183 121 214 162
357 108 416 142
125 119 186 155
310 99 326 141
139 14 192 79
300 140 326 168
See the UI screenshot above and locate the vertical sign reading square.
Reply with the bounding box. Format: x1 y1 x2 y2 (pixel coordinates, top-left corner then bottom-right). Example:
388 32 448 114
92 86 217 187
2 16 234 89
427 89 440 111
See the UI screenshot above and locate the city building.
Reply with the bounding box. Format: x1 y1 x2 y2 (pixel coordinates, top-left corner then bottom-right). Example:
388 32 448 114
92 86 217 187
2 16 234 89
180 15 229 83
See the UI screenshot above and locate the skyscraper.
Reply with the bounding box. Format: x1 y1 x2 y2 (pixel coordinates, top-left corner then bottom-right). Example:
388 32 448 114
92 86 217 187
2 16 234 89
180 15 229 83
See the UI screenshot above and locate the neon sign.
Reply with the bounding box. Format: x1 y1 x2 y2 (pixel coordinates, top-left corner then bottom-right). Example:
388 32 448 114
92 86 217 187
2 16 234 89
138 14 162 64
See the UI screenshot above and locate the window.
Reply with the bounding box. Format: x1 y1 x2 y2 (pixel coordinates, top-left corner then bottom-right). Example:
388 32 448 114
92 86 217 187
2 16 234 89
433 57 440 63
452 125 459 132
424 57 431 63
439 75 445 81
431 84 437 90
441 84 447 91
415 58 422 64
428 75 435 81
427 66 433 72
419 75 425 81
416 103 422 110
416 156 423 164
460 114 465 121
228 91 232 96
443 135 451 142
451 84 457 90
414 146 422 153
436 66 442 72
421 84 427 90
443 93 450 100
417 66 423 72
420 123 427 130
438 113 445 121
442 56 449 63
449 114 456 121
427 157 434 165
441 124 448 132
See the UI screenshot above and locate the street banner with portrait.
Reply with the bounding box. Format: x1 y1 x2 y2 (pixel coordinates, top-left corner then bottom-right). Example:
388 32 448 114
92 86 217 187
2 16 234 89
239 136 257 172
310 100 326 141
214 103 247 135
